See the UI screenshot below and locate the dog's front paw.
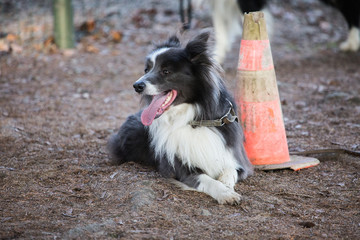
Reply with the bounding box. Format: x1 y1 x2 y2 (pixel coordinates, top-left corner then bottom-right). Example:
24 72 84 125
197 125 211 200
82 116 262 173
216 190 242 205
339 28 360 52
217 169 238 189
340 39 359 52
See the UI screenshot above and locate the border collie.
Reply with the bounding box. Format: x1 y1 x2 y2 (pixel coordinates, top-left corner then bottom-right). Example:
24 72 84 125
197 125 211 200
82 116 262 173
194 0 272 64
321 0 360 52
108 32 253 205
195 0 359 63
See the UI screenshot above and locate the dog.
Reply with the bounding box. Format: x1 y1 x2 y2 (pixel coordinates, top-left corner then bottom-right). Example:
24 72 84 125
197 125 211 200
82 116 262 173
194 0 359 63
321 0 360 52
108 32 253 205
192 0 272 64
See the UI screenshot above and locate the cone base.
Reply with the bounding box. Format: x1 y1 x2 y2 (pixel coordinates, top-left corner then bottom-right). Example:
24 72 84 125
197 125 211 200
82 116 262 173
254 155 320 171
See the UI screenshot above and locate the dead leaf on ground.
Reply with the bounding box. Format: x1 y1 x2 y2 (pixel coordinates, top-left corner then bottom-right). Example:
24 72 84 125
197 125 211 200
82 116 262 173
111 31 123 43
0 40 10 52
10 43 22 53
6 33 18 42
85 44 99 53
44 36 55 47
79 20 96 33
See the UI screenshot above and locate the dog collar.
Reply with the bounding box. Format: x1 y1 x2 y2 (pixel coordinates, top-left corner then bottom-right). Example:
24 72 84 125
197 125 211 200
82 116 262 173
189 100 238 127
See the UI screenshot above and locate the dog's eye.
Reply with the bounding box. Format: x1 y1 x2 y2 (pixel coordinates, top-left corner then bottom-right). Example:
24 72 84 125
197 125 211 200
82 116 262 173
144 68 149 73
162 69 170 75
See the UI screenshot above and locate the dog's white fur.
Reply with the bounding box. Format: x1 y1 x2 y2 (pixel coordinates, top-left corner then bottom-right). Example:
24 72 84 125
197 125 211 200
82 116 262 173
149 48 170 64
149 103 242 204
340 26 360 51
197 174 242 204
143 47 243 204
135 48 171 96
149 104 241 178
110 34 253 205
199 0 273 64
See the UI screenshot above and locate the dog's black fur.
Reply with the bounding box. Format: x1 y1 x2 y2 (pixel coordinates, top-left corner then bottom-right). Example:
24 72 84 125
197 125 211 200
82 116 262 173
321 0 360 30
108 32 253 204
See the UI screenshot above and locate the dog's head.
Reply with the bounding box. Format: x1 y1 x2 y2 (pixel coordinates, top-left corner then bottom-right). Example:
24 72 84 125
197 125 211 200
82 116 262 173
133 32 214 126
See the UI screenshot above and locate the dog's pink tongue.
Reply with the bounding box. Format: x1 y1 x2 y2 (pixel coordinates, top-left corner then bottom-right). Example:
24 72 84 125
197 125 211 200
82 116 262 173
141 90 177 126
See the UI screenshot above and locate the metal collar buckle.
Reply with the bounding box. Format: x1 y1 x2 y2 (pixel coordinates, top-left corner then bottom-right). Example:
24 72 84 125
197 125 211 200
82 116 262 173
189 100 238 127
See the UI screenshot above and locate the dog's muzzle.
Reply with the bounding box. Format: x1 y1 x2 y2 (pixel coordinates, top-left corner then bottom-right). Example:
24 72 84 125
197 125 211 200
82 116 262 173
133 80 146 93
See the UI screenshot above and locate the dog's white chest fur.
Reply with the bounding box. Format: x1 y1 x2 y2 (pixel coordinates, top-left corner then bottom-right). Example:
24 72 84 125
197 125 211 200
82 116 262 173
148 103 239 178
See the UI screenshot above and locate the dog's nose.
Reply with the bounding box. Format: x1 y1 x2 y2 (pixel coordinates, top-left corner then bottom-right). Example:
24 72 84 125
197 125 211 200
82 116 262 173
133 81 146 93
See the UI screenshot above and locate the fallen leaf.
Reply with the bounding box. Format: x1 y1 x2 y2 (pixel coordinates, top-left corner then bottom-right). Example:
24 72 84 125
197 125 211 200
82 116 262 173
44 36 55 47
79 20 96 33
111 31 123 43
10 43 22 53
0 40 10 52
6 33 18 42
85 44 99 53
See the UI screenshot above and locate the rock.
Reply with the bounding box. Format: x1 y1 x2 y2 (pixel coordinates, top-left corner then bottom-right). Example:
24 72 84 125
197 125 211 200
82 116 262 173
325 91 350 101
294 101 306 109
65 219 116 239
82 92 90 99
200 209 211 216
130 181 156 211
347 96 360 104
355 106 360 114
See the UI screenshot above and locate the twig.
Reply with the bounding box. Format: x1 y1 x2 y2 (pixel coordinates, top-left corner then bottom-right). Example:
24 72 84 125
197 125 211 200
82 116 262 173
274 192 314 199
290 148 360 157
61 213 76 218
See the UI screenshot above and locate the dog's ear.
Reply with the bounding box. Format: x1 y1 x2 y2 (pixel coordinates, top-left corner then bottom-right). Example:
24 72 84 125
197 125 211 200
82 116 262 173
166 35 181 47
185 32 210 61
157 35 180 49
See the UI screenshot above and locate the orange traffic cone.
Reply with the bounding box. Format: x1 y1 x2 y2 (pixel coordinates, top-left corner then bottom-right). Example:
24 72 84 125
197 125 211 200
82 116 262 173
236 11 319 170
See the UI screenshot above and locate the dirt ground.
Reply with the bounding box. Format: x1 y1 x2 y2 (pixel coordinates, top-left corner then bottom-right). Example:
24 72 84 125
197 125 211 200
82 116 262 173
1 0 359 239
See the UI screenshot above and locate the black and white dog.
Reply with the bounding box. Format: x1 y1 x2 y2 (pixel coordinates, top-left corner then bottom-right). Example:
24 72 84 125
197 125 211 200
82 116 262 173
194 0 359 63
108 32 253 205
321 0 360 52
194 0 272 64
